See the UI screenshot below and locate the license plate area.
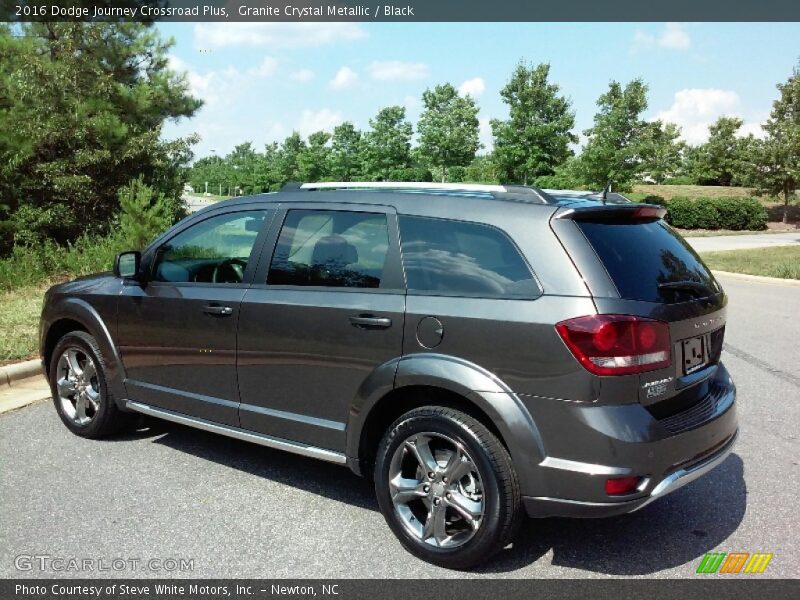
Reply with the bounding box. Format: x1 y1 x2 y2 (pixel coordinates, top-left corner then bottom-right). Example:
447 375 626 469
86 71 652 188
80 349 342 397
681 336 706 375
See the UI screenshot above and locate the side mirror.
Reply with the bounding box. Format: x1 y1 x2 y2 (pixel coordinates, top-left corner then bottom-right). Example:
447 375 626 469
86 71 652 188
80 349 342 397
114 251 141 280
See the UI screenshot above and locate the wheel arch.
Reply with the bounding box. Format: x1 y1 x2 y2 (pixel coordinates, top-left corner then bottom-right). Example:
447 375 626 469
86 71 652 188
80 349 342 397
347 354 546 495
41 298 127 405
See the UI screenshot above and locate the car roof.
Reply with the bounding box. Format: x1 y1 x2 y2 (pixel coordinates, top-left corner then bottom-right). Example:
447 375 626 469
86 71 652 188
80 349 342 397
193 182 631 219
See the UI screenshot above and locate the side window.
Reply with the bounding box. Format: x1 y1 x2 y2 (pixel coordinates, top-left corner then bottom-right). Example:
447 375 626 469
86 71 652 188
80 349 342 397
267 210 389 289
153 210 268 284
399 215 539 299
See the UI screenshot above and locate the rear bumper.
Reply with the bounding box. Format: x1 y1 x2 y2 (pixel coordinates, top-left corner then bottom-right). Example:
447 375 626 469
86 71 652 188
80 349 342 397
523 428 737 517
520 361 738 518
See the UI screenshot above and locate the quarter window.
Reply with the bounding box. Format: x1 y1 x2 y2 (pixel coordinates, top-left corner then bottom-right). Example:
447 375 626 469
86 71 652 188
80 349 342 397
267 210 390 289
399 216 539 299
152 211 268 284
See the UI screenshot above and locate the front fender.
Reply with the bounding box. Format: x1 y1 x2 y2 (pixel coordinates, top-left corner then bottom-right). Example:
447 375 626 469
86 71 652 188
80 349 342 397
347 353 546 496
42 296 128 407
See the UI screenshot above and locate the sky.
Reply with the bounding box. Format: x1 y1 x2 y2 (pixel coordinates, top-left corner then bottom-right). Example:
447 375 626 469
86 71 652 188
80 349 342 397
158 22 800 160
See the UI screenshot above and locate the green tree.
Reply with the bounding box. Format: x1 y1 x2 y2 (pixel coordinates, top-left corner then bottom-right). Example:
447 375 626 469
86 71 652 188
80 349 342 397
639 121 686 184
578 79 650 191
688 116 751 186
278 132 307 183
118 177 171 250
329 122 364 181
751 64 800 224
491 62 577 185
0 22 201 246
299 131 332 182
363 106 412 180
417 83 481 182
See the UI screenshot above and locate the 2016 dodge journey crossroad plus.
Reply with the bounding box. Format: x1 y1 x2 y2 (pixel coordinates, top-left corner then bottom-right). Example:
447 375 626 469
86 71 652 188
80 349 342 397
40 182 738 569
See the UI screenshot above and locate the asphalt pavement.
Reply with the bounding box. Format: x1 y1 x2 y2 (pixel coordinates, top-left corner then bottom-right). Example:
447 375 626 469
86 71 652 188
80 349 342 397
0 273 798 579
686 231 800 253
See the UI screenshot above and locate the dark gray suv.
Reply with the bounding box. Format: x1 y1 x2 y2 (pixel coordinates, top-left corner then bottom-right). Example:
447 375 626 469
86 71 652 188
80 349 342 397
39 182 737 569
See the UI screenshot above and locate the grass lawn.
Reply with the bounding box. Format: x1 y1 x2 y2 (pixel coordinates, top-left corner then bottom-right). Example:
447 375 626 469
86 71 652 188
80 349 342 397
0 284 48 363
700 246 800 280
634 184 757 200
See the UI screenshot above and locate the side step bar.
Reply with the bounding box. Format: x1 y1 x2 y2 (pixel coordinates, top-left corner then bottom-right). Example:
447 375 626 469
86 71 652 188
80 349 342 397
125 400 347 465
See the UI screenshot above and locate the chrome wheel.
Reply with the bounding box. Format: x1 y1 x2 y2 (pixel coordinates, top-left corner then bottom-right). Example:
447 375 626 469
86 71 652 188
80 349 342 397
388 432 485 548
56 348 100 426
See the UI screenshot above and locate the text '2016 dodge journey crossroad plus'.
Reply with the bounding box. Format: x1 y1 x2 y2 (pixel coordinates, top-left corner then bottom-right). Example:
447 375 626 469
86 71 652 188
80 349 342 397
40 182 737 569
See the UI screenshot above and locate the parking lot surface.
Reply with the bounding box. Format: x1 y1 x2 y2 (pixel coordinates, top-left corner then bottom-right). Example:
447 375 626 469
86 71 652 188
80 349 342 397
1 274 798 578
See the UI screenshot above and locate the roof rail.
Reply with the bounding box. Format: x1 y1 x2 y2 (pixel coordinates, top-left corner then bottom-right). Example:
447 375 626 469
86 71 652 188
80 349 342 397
279 181 557 205
297 181 509 193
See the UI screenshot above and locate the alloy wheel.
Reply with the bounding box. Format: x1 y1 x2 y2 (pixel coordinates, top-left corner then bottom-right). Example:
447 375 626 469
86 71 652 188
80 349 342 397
56 348 100 426
388 432 485 548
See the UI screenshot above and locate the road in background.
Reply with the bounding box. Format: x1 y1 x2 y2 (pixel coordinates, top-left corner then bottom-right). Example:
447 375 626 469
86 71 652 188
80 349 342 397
1 274 797 578
183 194 220 213
687 232 800 253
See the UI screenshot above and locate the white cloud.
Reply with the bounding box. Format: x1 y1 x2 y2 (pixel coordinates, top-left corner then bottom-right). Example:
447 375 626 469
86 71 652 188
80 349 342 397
167 54 277 109
633 23 691 52
459 77 486 97
329 66 359 90
289 68 315 83
247 57 278 78
194 23 366 49
297 109 343 136
368 60 430 82
653 88 764 144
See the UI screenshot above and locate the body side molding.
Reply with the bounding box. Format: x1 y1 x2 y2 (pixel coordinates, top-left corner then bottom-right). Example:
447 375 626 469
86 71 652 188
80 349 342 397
126 400 348 465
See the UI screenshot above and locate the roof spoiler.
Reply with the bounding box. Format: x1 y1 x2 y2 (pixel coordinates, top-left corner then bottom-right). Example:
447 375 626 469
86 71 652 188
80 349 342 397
553 203 666 221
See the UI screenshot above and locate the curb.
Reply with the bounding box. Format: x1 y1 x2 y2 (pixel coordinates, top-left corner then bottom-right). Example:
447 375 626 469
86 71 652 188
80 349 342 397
0 359 42 387
712 270 800 286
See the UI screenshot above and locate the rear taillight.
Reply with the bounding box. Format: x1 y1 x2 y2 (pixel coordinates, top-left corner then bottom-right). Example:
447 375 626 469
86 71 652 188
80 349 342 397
555 315 671 376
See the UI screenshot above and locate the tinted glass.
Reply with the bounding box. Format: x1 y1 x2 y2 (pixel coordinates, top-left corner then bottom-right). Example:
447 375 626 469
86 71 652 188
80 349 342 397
399 216 539 299
153 211 268 284
576 219 720 303
268 210 389 288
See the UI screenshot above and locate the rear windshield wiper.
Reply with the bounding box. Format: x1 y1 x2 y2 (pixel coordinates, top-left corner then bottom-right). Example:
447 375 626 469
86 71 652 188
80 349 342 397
658 281 716 297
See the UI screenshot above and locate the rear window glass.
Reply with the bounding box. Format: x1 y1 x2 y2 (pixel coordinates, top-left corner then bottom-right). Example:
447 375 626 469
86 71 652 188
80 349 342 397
576 220 720 303
399 215 540 299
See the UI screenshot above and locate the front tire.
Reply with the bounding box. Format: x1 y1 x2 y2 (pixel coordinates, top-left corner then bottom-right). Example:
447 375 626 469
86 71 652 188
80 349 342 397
49 331 131 438
374 406 521 569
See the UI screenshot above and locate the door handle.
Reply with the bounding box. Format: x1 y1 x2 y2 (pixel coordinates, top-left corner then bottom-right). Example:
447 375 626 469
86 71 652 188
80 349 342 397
349 315 392 329
203 305 233 316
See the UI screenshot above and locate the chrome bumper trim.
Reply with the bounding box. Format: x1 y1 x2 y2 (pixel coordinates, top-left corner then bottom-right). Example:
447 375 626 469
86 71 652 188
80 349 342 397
633 430 738 512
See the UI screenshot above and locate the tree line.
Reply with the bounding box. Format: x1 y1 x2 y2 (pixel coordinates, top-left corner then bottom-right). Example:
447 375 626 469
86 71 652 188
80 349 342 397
190 60 799 223
1 21 798 258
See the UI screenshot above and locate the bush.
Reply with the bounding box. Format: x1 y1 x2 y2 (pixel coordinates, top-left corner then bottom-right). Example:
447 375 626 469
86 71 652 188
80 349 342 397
665 196 767 230
0 233 126 291
119 177 172 250
711 197 768 230
663 175 696 185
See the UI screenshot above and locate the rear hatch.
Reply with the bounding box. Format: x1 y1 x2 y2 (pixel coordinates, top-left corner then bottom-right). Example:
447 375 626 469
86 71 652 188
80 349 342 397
551 204 728 424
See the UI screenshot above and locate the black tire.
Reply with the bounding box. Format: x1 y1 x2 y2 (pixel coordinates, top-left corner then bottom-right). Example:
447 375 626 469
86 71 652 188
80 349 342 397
374 406 521 569
49 331 132 438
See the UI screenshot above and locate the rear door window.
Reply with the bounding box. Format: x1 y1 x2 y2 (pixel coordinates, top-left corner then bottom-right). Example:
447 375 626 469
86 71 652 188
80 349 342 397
398 215 540 299
576 219 720 303
267 210 389 289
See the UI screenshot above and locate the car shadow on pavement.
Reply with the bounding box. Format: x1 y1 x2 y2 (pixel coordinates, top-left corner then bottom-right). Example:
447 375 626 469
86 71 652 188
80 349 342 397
136 418 746 576
480 453 747 575
143 418 379 512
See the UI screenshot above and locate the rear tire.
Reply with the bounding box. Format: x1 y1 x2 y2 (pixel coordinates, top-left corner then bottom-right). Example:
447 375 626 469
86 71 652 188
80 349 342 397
49 331 132 438
374 405 521 569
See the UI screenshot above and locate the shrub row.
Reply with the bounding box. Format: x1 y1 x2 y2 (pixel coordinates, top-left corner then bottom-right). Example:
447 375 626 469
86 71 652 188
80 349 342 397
0 233 126 291
632 195 768 230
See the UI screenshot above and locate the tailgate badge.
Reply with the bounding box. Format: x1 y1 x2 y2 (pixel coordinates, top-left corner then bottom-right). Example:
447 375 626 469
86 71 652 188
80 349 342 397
643 377 673 399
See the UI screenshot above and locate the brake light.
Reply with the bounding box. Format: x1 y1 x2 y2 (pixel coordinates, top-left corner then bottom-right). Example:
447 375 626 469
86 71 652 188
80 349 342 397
555 315 671 376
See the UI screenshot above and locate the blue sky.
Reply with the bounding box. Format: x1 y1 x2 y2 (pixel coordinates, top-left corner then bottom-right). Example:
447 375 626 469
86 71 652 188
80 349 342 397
158 22 800 159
